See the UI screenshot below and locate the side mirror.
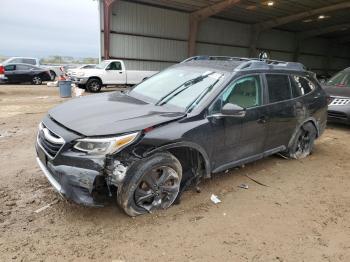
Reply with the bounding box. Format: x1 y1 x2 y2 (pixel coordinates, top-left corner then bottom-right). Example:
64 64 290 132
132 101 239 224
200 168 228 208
221 103 246 117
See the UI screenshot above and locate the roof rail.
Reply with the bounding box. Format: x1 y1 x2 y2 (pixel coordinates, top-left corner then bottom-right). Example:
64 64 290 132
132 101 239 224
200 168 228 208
182 56 306 71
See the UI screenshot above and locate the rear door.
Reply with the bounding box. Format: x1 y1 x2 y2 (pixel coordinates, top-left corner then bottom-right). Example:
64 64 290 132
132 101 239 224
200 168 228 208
263 74 297 150
4 65 17 82
104 61 127 84
209 74 269 169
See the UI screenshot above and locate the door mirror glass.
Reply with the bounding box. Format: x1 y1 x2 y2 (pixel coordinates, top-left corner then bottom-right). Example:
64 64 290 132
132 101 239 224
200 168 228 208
221 103 245 117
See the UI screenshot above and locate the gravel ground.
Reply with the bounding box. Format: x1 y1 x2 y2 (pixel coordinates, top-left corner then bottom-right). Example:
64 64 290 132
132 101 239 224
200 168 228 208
0 84 349 262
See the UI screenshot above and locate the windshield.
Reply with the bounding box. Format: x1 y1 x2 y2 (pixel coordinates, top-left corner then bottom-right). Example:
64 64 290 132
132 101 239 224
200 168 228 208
129 67 224 111
95 61 110 69
327 71 350 87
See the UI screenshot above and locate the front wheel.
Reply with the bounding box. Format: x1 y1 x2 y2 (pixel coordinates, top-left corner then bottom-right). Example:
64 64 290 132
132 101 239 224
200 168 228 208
86 78 102 92
284 122 317 159
117 152 182 216
32 76 42 85
49 70 56 81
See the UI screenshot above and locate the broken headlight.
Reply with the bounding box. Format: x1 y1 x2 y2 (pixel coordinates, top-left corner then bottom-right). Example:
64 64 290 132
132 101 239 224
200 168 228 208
73 132 139 155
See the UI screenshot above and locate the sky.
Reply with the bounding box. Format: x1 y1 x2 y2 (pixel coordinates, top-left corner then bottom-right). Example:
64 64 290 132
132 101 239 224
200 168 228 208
0 0 100 58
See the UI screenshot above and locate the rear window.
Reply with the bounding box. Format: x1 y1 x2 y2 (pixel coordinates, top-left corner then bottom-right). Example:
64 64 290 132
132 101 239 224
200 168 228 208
266 74 291 103
291 76 315 97
327 71 350 88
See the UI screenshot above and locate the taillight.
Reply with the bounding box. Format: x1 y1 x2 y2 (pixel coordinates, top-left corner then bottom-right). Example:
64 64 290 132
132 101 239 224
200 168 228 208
0 65 4 74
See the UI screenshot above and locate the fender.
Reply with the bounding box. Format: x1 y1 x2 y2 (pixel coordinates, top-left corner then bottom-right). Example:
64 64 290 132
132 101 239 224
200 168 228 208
288 117 320 149
144 141 211 178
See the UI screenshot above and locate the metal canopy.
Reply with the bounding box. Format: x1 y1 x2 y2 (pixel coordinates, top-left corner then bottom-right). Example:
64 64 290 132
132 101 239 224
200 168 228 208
126 0 350 39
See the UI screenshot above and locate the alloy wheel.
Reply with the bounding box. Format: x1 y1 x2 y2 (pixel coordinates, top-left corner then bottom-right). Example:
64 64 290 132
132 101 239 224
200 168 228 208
32 76 42 85
134 166 180 212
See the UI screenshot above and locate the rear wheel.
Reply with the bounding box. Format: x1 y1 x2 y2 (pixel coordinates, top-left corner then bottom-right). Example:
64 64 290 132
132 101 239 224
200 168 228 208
117 152 182 216
32 76 42 85
86 78 102 92
284 122 317 159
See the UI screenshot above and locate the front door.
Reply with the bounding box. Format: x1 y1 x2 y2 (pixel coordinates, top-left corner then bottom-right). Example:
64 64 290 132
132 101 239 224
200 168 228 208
104 61 127 85
209 74 268 170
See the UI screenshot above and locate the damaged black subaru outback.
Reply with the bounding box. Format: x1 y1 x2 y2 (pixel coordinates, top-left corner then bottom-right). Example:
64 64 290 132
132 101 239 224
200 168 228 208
36 56 327 216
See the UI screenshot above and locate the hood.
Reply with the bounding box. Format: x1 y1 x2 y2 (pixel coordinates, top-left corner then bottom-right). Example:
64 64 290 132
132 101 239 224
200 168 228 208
49 92 185 136
322 85 350 98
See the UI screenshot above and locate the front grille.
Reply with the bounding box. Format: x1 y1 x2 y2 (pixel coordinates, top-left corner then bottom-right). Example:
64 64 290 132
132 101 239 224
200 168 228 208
328 110 348 120
330 97 350 106
37 124 64 158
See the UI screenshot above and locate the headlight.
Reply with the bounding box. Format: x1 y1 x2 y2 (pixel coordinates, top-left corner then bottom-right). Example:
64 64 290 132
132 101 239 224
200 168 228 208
73 132 139 155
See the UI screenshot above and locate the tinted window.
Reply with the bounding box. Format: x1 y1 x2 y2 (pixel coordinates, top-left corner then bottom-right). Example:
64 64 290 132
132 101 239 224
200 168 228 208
210 75 261 114
292 76 315 96
107 62 122 70
4 65 16 71
266 74 291 103
16 64 32 70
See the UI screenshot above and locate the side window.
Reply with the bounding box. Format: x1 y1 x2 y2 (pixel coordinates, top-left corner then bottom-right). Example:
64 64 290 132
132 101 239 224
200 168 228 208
266 74 291 103
106 62 122 70
4 65 16 71
210 75 262 114
22 59 36 65
291 76 315 96
16 64 31 70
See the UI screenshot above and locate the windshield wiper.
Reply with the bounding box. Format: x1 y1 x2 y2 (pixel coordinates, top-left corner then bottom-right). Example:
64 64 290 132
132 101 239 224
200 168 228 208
155 73 213 106
186 75 223 112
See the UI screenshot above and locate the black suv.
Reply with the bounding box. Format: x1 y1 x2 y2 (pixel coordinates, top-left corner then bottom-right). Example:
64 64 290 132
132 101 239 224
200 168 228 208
36 56 327 216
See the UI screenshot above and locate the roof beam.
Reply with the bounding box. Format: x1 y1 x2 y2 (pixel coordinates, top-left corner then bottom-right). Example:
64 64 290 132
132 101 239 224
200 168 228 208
191 0 241 21
298 23 350 39
256 2 350 31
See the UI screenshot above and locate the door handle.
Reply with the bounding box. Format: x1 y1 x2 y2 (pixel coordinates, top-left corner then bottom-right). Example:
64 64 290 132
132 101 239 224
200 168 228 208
257 116 267 124
118 72 123 74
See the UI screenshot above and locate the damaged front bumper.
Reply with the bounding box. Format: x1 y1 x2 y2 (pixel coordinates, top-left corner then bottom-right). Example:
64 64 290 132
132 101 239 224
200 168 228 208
35 116 109 207
36 143 104 206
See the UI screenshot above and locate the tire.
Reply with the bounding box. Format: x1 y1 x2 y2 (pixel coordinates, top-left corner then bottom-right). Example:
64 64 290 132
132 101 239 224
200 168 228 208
117 152 182 217
86 78 102 93
284 122 317 159
32 76 42 85
49 70 56 81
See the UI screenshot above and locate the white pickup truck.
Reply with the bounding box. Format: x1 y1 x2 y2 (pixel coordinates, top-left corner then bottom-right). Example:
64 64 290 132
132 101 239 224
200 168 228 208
70 60 158 92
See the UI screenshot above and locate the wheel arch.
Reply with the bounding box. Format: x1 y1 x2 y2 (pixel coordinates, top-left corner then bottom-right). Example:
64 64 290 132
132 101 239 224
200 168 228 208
288 117 320 149
144 141 211 179
87 76 103 84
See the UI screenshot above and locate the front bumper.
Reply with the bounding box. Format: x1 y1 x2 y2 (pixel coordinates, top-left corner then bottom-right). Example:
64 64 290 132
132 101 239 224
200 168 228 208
327 105 350 125
35 116 106 206
71 76 89 85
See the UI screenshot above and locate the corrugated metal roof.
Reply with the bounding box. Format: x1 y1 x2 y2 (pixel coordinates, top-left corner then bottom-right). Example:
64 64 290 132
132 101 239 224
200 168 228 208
126 0 350 38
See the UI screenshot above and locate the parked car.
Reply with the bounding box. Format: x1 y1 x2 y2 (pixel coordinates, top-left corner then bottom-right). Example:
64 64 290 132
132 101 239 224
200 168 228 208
70 59 157 92
35 56 327 216
66 64 96 77
1 57 62 81
0 63 51 85
322 67 350 124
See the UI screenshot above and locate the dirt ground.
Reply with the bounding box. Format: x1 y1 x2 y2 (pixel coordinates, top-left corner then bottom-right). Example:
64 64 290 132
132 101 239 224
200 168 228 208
0 84 349 262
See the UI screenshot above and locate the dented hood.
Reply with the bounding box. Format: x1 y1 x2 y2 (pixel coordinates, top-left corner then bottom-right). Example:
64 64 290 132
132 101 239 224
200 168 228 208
49 92 185 136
